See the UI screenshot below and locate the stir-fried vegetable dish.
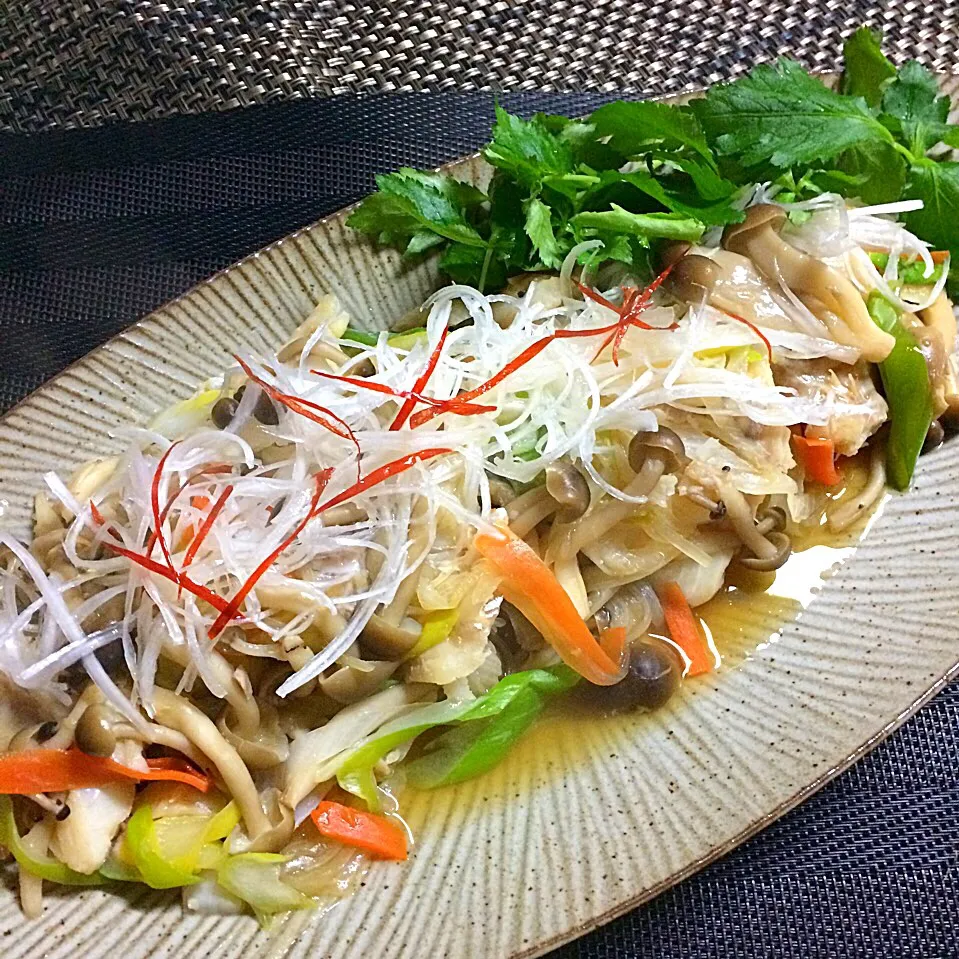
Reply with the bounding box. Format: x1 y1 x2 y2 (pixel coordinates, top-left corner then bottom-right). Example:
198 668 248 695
1 28 957 922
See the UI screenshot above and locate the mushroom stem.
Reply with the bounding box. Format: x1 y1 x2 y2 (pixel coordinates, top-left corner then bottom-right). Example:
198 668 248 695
379 497 430 626
724 205 894 362
507 486 559 537
562 455 665 560
139 724 207 767
545 461 591 522
919 293 957 350
505 485 551 522
151 687 270 838
737 532 791 571
754 505 787 537
901 309 948 416
50 686 103 750
717 481 778 561
487 475 518 508
360 614 421 659
161 641 260 739
26 793 67 816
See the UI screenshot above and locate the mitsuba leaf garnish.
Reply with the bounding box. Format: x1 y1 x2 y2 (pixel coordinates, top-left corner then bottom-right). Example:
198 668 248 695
571 206 705 244
692 58 895 169
880 60 953 157
483 106 574 189
348 101 729 289
834 141 907 206
536 113 624 171
903 162 959 288
588 170 740 227
346 168 487 252
348 27 959 293
840 26 896 107
524 197 568 269
589 99 715 163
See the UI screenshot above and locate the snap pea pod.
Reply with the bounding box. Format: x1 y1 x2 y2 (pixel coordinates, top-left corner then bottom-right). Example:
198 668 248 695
867 292 934 490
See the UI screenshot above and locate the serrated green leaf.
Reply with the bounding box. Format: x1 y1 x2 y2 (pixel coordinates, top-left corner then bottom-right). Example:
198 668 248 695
346 192 421 247
881 60 951 156
591 170 742 226
591 100 714 163
487 171 531 278
657 155 738 202
577 232 637 267
483 106 574 189
439 243 484 281
534 114 626 170
694 59 894 169
523 198 568 269
836 139 907 204
902 162 959 293
347 168 487 252
841 26 896 107
376 169 487 244
405 230 445 255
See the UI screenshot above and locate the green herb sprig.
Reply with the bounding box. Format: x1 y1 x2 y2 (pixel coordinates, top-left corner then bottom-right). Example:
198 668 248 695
348 27 959 294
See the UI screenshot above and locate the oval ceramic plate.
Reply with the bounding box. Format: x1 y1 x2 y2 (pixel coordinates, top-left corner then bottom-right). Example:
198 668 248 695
2 80 959 959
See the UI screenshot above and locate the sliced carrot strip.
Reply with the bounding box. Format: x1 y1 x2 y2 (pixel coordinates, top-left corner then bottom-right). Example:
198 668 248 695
657 580 714 676
310 800 407 860
0 749 211 795
474 523 626 686
791 433 841 486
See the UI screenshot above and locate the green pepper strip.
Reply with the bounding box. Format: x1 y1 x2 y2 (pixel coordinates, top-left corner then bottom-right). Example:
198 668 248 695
868 253 946 287
867 292 934 491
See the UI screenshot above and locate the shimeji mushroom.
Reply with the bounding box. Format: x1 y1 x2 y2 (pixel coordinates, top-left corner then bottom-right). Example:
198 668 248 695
722 205 895 363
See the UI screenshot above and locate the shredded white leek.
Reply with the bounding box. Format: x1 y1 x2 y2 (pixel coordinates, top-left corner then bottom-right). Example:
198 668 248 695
0 195 930 703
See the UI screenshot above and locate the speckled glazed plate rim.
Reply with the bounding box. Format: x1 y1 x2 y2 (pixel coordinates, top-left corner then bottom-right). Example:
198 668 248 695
2 78 959 959
522 655 959 959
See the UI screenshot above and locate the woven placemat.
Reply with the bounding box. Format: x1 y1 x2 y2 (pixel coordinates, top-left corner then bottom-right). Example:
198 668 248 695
2 91 959 959
2 0 959 132
2 2 959 955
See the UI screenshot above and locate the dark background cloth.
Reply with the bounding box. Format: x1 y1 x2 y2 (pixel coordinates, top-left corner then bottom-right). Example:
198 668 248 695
2 90 959 959
3 0 959 133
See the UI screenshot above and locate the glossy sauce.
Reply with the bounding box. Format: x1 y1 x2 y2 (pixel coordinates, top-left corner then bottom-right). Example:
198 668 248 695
404 455 887 824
